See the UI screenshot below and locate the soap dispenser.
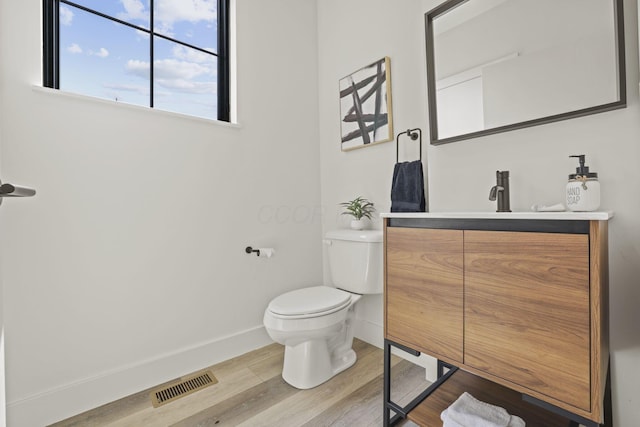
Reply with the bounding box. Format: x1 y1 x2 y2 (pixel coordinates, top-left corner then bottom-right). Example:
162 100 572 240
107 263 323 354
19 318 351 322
566 155 600 212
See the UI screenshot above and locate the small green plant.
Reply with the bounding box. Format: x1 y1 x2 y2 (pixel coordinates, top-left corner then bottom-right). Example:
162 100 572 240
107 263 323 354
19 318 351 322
340 196 375 220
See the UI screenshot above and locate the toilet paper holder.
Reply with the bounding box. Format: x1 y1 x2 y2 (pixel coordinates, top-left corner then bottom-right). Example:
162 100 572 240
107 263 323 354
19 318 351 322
245 246 261 256
245 246 275 258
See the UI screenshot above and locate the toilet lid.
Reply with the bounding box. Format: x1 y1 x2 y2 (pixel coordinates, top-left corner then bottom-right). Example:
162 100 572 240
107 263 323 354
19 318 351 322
268 286 351 316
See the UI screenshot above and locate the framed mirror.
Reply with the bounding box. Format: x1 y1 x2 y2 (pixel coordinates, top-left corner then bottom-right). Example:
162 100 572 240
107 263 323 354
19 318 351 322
425 0 626 145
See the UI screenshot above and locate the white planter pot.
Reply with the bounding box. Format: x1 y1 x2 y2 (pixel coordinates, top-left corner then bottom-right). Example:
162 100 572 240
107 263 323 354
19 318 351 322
350 219 366 230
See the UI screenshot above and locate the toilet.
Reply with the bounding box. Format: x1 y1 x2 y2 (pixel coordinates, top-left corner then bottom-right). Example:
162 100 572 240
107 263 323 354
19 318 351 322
263 229 383 389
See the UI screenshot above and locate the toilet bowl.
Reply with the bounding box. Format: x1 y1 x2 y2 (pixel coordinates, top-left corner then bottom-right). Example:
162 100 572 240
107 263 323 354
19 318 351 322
263 230 382 389
263 286 362 389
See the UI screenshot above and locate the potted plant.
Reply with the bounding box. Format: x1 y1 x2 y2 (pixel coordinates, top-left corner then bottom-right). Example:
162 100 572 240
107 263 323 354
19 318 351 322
340 196 375 230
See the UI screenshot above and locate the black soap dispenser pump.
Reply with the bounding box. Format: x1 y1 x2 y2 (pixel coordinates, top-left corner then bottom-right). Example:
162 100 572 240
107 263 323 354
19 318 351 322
566 155 600 211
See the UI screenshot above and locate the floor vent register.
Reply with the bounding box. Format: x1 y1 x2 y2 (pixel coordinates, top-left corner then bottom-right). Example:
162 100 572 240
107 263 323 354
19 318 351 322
150 370 218 408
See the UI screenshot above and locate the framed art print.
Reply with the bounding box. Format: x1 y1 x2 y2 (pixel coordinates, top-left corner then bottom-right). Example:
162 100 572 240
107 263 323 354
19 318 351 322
339 57 393 151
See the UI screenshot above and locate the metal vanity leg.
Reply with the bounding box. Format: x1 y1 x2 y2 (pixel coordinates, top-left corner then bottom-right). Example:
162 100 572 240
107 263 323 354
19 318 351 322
383 340 391 427
384 339 458 426
603 359 612 427
384 339 408 426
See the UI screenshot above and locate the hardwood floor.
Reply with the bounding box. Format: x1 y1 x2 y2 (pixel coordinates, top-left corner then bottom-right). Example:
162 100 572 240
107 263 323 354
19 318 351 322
50 339 428 427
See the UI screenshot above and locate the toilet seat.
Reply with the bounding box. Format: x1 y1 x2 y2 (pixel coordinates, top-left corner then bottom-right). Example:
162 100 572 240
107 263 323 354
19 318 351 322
267 286 352 319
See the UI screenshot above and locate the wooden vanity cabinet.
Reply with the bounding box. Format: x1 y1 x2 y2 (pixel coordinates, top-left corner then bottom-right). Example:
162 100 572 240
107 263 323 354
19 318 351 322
384 219 609 424
465 230 591 412
385 227 464 363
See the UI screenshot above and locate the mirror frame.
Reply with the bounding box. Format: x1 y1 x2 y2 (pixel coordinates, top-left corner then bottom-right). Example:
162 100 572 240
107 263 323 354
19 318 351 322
425 0 627 145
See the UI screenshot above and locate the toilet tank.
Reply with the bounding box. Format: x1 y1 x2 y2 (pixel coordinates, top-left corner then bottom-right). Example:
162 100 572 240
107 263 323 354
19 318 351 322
324 229 383 294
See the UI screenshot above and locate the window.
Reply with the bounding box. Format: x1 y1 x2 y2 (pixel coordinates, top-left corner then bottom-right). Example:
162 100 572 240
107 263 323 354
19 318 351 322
43 0 230 122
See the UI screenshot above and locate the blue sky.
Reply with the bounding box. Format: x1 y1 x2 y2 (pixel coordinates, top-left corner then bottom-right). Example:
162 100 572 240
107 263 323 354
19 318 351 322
59 0 218 119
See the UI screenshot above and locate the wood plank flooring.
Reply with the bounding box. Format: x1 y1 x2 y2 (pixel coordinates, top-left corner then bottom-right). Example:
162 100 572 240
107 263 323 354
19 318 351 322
50 339 428 427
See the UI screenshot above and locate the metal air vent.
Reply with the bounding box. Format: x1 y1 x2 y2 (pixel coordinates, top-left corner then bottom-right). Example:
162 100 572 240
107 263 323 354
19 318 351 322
150 370 218 408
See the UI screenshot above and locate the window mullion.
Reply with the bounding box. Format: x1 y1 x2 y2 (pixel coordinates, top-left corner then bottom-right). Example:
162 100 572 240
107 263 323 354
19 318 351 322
154 33 219 58
150 0 154 108
43 0 60 88
217 0 230 122
54 0 60 87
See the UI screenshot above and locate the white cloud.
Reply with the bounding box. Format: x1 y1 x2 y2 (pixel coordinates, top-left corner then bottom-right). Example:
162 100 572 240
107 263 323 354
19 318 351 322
90 48 110 58
126 59 150 79
118 0 149 25
154 22 175 37
67 43 82 54
135 29 150 40
125 58 215 94
117 0 215 34
124 39 218 97
127 58 212 80
60 5 74 26
155 0 215 31
154 58 212 79
116 0 216 39
171 45 215 64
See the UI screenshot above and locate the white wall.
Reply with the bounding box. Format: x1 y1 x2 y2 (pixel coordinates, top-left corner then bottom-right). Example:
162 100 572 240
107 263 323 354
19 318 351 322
318 0 428 348
318 0 640 425
2 0 638 424
0 65 6 427
0 0 322 425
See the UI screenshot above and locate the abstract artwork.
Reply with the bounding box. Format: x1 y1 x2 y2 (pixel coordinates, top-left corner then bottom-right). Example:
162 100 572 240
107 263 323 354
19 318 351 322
339 57 393 151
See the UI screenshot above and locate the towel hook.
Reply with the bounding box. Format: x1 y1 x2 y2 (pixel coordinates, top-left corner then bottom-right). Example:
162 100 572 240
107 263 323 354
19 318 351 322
396 128 422 163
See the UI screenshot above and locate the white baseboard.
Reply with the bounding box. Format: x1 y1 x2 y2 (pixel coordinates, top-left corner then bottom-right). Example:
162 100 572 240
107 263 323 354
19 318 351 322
353 317 384 348
7 326 272 427
354 318 437 382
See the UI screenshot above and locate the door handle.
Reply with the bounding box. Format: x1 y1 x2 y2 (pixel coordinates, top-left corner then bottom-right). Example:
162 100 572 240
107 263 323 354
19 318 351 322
0 183 36 197
0 181 36 205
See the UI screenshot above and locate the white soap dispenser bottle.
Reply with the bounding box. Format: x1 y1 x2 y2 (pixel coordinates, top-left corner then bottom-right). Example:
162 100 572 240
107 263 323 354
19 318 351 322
566 155 600 212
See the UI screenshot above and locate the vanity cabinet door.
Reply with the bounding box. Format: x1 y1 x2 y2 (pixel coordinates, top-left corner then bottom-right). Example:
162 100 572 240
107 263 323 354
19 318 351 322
464 230 591 412
385 227 464 363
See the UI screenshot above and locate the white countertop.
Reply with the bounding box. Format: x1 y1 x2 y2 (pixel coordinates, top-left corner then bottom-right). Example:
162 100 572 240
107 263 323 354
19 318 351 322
380 211 614 220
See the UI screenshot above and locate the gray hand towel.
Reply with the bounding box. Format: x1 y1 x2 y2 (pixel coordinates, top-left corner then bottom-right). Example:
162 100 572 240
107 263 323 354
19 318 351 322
391 160 426 212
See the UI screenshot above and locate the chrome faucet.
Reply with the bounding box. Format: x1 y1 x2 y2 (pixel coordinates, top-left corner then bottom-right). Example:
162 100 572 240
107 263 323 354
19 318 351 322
489 170 511 212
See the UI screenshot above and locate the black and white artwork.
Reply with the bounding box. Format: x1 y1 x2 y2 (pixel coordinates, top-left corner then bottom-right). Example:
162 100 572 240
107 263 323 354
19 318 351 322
339 57 393 151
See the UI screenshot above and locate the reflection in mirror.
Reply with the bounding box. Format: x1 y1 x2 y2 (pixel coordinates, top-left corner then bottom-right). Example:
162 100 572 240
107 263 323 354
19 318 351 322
425 0 626 145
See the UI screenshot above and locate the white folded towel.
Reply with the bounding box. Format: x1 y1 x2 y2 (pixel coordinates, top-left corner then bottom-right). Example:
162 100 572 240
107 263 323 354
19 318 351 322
441 409 465 427
440 392 526 427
